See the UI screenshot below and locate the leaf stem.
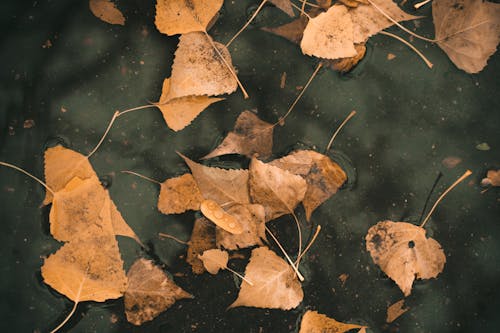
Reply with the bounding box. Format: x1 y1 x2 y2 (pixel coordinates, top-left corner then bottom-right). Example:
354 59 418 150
121 170 162 185
226 0 267 48
158 232 189 245
291 212 303 266
0 161 54 194
325 110 357 153
379 31 433 69
225 266 254 286
50 277 84 333
420 170 472 228
265 225 305 281
296 225 321 263
414 0 432 9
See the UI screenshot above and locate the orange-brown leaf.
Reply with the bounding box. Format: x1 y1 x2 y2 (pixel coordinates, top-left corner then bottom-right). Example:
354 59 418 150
269 0 295 17
198 249 229 274
386 299 409 323
299 310 366 333
483 169 500 187
89 0 125 25
200 199 244 234
187 217 216 274
323 43 366 73
158 173 204 214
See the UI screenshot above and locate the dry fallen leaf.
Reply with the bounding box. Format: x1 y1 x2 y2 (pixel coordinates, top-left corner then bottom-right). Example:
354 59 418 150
299 310 366 333
155 0 223 35
229 247 303 310
198 249 229 274
158 173 204 214
200 199 244 234
386 299 409 323
301 5 358 60
433 0 500 73
180 153 250 205
125 258 192 325
216 204 267 250
249 157 307 221
366 220 446 296
89 0 125 25
203 111 274 160
270 150 346 221
187 217 216 274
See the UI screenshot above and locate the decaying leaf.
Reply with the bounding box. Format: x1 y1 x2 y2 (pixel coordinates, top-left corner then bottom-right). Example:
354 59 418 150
482 169 500 187
249 157 307 221
262 14 309 45
180 153 250 205
301 5 358 60
366 220 446 296
386 299 409 323
89 0 125 26
216 204 267 250
158 173 204 214
299 310 366 333
198 249 229 274
125 258 192 325
187 217 216 274
269 0 295 17
323 43 367 73
270 150 346 221
433 0 500 73
203 111 274 160
200 199 244 234
229 247 303 310
155 0 223 35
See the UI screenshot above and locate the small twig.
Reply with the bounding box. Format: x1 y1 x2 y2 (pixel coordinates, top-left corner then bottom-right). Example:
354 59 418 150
225 266 254 286
289 2 313 20
226 0 267 48
418 172 443 224
158 233 189 245
379 31 433 69
265 225 304 281
325 110 357 153
121 170 162 185
296 225 321 263
0 161 54 194
414 0 432 9
420 170 472 228
291 212 303 266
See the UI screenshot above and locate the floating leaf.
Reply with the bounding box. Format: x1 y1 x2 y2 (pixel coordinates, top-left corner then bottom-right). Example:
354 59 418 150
198 249 229 274
203 111 274 160
299 310 366 333
200 199 244 234
386 299 409 323
155 0 223 35
366 220 446 296
89 0 125 26
125 258 192 325
482 169 500 187
229 247 303 310
433 0 500 73
262 14 309 45
158 173 204 214
270 150 347 221
249 157 307 221
187 217 216 274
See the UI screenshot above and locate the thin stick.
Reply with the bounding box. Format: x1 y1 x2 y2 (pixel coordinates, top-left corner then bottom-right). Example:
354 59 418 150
291 0 319 8
291 212 303 266
289 2 313 20
117 104 156 117
225 266 254 286
203 31 249 99
325 110 357 153
414 0 432 9
121 170 162 185
296 225 321 263
379 31 433 69
0 161 54 194
86 111 120 159
265 225 305 281
158 232 189 245
418 172 443 224
50 277 84 333
300 0 306 15
420 170 472 228
226 0 267 48
273 62 322 127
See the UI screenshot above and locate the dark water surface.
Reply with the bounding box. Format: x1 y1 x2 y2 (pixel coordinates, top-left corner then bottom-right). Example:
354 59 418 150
1 1 499 332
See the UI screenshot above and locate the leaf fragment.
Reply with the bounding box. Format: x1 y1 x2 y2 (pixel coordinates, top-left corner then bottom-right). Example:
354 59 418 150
269 0 295 17
198 249 229 274
187 217 216 274
299 310 366 333
482 169 500 187
386 299 409 323
89 0 125 26
125 258 192 325
158 173 204 214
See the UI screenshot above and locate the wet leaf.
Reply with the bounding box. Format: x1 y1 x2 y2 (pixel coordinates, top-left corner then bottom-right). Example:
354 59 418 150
198 249 229 274
200 199 244 234
323 43 367 73
262 15 309 45
270 150 346 221
180 153 250 205
125 258 192 325
155 0 223 35
158 173 204 214
482 169 500 187
365 220 446 296
229 247 303 310
299 310 366 333
203 111 274 160
269 0 295 17
433 0 500 73
386 299 409 323
89 0 125 25
187 217 216 274
249 157 307 221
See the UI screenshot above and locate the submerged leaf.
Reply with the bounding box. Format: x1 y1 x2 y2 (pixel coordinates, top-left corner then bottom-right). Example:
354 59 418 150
187 217 216 274
386 299 409 323
125 258 192 325
366 220 446 296
198 249 229 274
158 173 204 214
299 310 366 333
229 247 303 310
89 0 125 25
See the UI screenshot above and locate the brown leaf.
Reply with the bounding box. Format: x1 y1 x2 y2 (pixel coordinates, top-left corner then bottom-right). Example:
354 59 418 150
155 0 223 35
366 220 446 296
125 258 192 325
262 15 309 45
269 0 295 17
269 150 346 221
180 153 250 205
338 0 368 8
299 310 366 333
229 247 303 310
433 0 500 73
200 199 244 234
158 173 204 214
301 5 358 60
483 169 500 187
386 299 409 323
187 217 216 274
89 0 125 25
323 43 367 73
198 249 229 274
216 204 267 250
203 111 274 159
249 157 307 221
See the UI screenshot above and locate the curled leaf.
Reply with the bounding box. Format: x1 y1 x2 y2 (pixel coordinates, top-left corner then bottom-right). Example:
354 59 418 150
200 199 244 235
89 0 125 25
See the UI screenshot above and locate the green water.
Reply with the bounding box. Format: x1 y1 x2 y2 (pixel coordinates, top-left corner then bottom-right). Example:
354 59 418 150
0 1 499 332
